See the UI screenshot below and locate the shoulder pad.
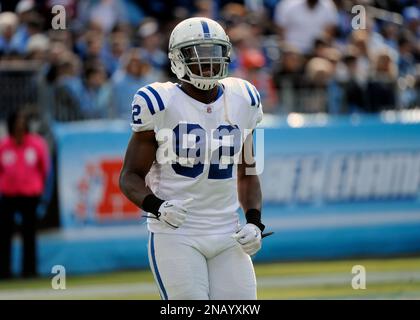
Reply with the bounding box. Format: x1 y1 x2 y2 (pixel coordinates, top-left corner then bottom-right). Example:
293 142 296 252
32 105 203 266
220 77 261 108
131 82 177 132
134 81 176 115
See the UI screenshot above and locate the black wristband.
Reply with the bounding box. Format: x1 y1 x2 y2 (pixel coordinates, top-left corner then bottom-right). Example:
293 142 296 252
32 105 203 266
141 194 165 216
245 209 265 232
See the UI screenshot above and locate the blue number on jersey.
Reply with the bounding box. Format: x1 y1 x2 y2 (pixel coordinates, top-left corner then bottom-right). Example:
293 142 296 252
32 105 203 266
132 105 142 124
172 123 206 178
208 125 241 180
172 123 241 179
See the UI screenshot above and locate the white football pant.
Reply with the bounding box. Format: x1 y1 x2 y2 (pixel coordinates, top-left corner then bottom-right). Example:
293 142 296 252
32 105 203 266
147 232 257 300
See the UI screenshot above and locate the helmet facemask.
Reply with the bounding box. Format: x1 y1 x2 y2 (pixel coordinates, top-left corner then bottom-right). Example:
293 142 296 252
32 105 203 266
170 41 231 90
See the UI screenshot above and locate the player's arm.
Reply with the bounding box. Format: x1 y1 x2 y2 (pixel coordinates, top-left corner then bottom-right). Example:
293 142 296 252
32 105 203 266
233 132 267 256
119 130 157 209
120 83 193 229
237 132 264 231
119 130 191 229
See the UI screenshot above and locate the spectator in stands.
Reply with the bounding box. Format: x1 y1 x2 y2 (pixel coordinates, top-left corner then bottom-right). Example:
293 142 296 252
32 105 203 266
332 0 354 44
274 0 338 54
352 16 399 63
302 57 335 113
225 21 253 74
349 30 372 85
0 12 21 56
366 49 398 112
111 48 162 119
102 29 130 75
137 18 168 71
0 109 50 279
0 0 418 116
398 32 417 77
25 33 49 62
321 47 344 114
272 45 305 113
273 45 305 84
194 0 214 18
380 21 399 51
337 51 367 113
12 0 37 55
312 37 331 59
233 47 278 112
51 51 85 121
415 71 420 107
402 6 419 39
220 2 248 31
77 0 129 34
19 11 45 53
76 28 107 68
79 63 113 119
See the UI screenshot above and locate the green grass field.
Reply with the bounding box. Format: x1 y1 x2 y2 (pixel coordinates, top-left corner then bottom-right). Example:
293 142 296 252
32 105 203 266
0 257 419 300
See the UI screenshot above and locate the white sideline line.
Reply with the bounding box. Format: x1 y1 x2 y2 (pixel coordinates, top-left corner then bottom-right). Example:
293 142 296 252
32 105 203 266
1 271 420 300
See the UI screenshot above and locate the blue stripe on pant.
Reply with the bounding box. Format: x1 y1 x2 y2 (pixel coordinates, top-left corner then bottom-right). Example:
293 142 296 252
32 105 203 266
150 232 168 300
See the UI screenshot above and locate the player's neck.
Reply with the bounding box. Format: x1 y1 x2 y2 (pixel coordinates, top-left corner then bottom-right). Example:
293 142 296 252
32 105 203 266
179 82 219 105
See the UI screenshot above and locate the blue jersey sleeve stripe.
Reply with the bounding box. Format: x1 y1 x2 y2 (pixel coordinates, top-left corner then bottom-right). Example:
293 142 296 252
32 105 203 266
146 85 165 111
252 85 261 107
136 90 155 115
244 81 256 106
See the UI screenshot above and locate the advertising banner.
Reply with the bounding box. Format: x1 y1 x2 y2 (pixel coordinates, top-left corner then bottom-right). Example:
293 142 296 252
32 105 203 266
46 116 420 274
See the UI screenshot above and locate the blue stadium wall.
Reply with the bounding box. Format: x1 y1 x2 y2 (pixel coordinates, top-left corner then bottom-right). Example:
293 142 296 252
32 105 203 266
11 115 420 275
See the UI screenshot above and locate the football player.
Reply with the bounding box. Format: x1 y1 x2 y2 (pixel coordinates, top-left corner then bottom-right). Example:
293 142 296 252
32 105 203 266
119 17 267 300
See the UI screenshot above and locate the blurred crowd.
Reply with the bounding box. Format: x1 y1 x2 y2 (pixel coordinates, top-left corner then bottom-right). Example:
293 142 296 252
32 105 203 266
0 0 419 121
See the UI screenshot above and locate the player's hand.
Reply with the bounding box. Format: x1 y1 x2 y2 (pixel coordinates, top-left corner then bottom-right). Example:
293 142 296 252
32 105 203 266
158 198 193 229
231 223 262 256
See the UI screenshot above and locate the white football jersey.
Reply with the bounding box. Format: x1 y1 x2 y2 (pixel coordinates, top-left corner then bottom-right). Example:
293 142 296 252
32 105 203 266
130 77 263 235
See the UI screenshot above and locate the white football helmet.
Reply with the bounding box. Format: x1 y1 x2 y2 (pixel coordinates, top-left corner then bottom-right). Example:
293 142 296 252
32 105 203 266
168 17 232 90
